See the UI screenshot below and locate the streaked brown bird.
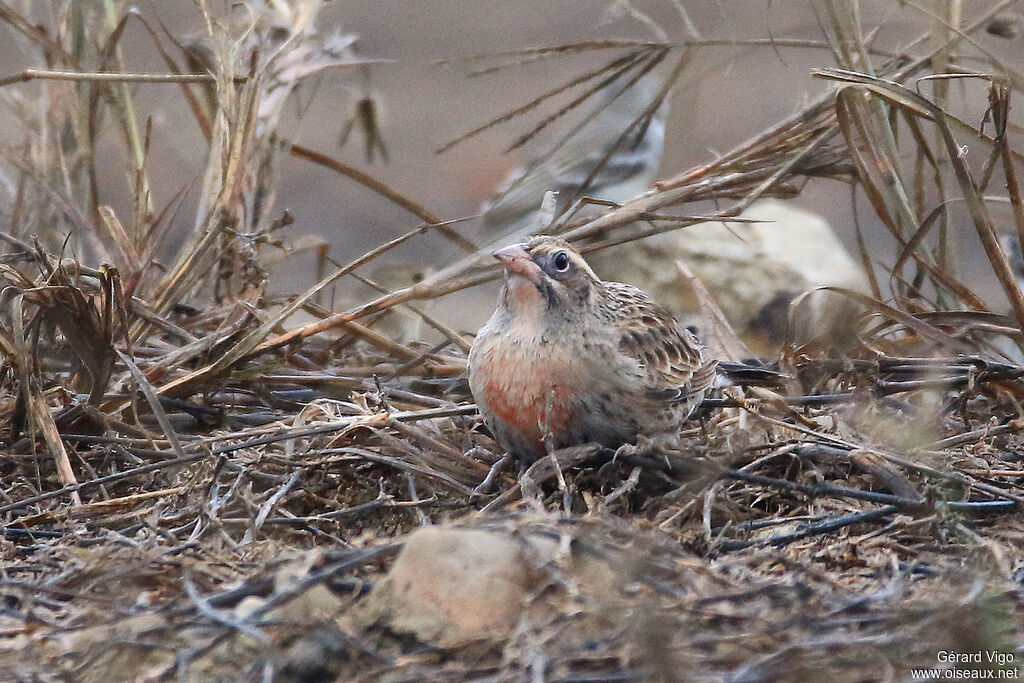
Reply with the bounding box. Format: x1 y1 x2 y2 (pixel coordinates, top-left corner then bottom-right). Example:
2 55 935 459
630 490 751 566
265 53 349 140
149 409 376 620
468 236 717 462
479 75 670 244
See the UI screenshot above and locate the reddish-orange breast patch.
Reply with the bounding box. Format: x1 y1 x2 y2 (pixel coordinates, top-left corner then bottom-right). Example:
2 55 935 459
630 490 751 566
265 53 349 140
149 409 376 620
477 345 580 452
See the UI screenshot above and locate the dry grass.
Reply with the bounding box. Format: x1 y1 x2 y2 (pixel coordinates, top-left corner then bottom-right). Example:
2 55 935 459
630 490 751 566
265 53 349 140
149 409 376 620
1 0 1024 680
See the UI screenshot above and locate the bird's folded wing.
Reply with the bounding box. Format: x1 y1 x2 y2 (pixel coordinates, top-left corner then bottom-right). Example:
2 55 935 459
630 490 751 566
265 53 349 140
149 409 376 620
606 282 714 403
480 129 613 232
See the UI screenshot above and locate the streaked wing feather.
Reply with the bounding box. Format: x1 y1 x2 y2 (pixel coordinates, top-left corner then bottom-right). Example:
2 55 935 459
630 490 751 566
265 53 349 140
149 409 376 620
605 282 714 402
481 129 619 231
481 79 668 234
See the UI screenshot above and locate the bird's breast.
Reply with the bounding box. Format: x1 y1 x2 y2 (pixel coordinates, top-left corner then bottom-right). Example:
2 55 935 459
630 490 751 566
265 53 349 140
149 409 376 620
469 331 587 453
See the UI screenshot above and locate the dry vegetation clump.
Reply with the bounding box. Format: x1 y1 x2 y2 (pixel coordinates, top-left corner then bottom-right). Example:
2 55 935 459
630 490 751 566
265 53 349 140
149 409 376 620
1 1 1024 680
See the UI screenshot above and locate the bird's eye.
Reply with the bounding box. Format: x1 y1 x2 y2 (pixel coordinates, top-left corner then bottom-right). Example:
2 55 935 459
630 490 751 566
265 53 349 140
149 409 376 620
552 251 571 272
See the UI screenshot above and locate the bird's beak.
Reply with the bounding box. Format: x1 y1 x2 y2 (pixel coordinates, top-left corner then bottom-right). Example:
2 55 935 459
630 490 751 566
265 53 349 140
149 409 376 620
493 243 542 283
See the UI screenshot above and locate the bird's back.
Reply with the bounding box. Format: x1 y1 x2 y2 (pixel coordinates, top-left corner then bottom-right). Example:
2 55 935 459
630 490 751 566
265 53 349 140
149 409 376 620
480 76 670 242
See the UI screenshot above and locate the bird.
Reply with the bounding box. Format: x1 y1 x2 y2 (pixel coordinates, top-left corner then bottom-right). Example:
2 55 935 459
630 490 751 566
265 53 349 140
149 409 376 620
479 75 670 244
590 199 871 355
474 74 868 355
467 235 717 462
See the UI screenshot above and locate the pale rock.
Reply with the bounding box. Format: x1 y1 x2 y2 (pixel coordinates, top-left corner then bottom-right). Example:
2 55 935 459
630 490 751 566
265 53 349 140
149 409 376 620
354 525 619 647
589 199 869 354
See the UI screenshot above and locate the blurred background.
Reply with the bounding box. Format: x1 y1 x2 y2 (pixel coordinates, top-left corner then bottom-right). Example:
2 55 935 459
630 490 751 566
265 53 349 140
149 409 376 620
4 0 1024 333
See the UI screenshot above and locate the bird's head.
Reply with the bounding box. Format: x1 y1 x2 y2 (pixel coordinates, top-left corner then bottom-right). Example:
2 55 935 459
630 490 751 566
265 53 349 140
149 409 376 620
493 236 601 319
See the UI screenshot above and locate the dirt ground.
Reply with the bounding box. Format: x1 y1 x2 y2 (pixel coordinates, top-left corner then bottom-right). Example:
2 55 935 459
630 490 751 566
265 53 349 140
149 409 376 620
2 1 1024 681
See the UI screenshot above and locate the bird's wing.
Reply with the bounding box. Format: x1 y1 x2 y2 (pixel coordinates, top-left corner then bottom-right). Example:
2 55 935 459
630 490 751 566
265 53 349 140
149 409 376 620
481 82 668 236
480 124 622 231
605 282 717 403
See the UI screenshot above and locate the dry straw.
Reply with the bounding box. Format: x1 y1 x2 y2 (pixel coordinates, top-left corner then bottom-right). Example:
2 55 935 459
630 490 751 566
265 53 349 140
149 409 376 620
0 0 1023 679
